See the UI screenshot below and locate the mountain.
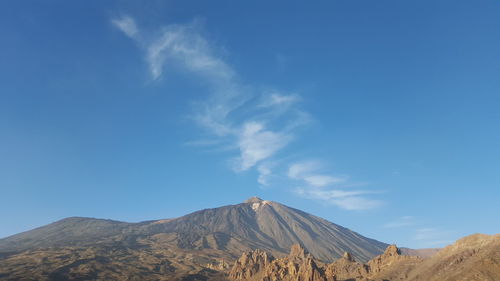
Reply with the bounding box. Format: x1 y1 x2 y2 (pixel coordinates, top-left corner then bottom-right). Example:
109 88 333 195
0 197 388 263
0 197 391 280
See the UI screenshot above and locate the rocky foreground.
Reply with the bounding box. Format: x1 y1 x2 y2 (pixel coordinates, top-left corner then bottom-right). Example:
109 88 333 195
227 233 500 281
228 244 420 281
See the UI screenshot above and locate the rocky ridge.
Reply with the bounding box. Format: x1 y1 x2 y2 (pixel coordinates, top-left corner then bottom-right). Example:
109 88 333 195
228 234 500 281
229 243 420 281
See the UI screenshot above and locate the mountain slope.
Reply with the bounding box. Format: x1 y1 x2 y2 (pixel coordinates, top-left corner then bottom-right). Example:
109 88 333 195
0 217 134 252
143 197 388 262
405 233 500 281
0 197 387 263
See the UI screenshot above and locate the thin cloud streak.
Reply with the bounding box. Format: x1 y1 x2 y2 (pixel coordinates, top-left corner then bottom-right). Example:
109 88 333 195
289 161 381 210
295 187 382 210
412 227 454 248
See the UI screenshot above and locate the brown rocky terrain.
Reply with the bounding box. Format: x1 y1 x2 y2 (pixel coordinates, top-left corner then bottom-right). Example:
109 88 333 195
404 233 500 281
0 242 229 281
227 233 500 281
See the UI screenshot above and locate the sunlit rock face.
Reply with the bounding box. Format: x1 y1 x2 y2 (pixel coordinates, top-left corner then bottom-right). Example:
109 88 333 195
230 244 326 281
228 235 500 281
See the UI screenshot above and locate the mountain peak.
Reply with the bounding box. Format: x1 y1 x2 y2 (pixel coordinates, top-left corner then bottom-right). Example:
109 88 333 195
244 197 272 211
244 196 264 203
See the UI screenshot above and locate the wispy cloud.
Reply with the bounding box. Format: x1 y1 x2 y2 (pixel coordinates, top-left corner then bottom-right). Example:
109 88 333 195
383 216 416 228
259 93 300 108
289 161 381 210
236 122 291 171
382 217 454 247
295 187 381 210
257 163 273 186
288 161 347 187
112 16 139 39
413 227 454 247
112 15 382 211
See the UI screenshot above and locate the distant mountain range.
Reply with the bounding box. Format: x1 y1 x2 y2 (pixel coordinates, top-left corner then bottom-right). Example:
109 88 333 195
0 197 498 281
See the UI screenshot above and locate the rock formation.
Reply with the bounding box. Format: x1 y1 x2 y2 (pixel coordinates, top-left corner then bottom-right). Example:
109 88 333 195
229 249 274 280
228 234 500 281
325 251 369 281
230 244 326 281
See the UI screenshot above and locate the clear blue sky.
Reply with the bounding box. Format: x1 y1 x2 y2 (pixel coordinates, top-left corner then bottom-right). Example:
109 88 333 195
1 0 499 248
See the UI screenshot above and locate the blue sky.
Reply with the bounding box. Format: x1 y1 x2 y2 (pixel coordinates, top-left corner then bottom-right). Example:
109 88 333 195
1 0 499 248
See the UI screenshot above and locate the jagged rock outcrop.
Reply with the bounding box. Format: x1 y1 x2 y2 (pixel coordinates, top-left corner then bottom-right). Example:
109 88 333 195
264 245 326 281
230 244 326 281
229 244 428 281
367 244 402 274
325 252 368 281
229 249 274 280
365 244 422 281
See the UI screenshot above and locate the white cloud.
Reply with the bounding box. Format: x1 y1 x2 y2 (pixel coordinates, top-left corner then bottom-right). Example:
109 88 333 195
295 187 382 210
289 161 381 210
303 175 346 187
145 24 235 80
288 161 320 179
111 16 139 39
257 164 272 186
332 196 382 211
288 161 346 187
260 93 300 108
236 122 291 171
